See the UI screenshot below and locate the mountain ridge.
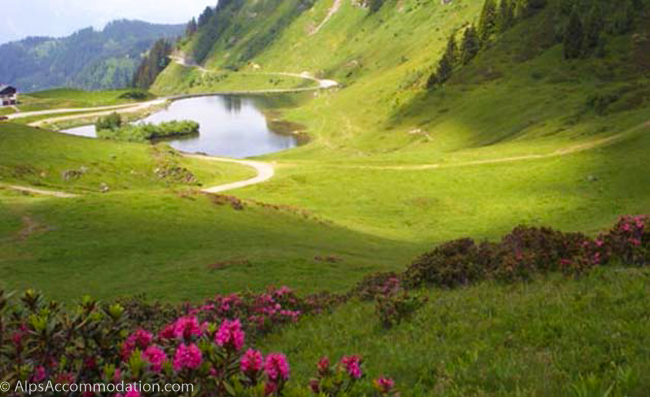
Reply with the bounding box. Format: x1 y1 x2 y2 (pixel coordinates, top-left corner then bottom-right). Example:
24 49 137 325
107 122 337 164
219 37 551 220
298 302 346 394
0 19 184 92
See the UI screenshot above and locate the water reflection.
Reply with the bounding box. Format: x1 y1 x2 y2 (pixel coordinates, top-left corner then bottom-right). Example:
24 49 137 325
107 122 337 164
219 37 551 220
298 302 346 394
63 95 299 159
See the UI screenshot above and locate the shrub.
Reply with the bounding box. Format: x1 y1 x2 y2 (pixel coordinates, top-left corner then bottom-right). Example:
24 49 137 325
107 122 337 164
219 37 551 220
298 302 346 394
352 272 401 301
375 292 428 329
404 216 649 290
492 226 588 282
97 120 200 142
118 90 151 100
0 288 392 397
404 238 494 288
96 112 123 131
601 215 649 266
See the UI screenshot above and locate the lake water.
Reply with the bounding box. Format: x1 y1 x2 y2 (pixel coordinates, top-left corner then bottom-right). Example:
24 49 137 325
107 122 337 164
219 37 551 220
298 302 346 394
62 95 298 159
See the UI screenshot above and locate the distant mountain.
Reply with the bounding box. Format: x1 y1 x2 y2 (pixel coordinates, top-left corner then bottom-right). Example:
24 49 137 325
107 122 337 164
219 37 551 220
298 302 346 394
0 20 184 92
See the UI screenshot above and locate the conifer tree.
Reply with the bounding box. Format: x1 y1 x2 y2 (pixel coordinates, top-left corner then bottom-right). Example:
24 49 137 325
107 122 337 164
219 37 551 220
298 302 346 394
185 18 198 37
516 0 547 19
497 0 515 33
443 33 458 66
583 3 604 51
132 39 173 89
428 34 458 88
478 0 498 42
460 25 481 65
198 6 215 27
611 0 635 35
563 6 584 59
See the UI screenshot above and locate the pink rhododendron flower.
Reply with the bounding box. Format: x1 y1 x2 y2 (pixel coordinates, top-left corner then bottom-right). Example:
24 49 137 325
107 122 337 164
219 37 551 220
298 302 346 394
374 376 395 393
32 366 47 383
122 329 153 359
215 319 245 351
159 324 176 340
317 357 330 376
240 349 264 377
173 343 203 372
341 356 363 379
173 316 202 340
113 369 122 383
274 286 292 297
143 345 167 372
264 353 290 382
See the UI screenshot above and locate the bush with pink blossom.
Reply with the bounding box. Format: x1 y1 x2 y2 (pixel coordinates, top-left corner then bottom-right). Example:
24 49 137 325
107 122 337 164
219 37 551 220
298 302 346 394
0 288 396 397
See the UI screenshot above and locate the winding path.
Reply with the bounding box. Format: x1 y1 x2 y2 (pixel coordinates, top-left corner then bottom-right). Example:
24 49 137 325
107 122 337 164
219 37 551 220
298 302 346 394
0 183 78 198
0 155 273 199
310 0 344 35
183 154 275 194
6 100 167 121
1 60 339 198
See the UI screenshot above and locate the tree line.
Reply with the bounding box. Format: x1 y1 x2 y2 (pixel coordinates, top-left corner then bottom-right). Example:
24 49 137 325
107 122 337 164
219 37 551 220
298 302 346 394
428 0 644 89
132 39 173 89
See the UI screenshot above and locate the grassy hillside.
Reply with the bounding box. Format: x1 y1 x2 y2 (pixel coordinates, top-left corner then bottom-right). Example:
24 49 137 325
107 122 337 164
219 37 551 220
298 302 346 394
0 123 418 301
262 269 650 396
152 0 650 244
17 88 154 112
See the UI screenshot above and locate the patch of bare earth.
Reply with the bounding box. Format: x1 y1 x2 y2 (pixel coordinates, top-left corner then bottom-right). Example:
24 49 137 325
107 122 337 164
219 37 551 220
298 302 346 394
17 215 51 241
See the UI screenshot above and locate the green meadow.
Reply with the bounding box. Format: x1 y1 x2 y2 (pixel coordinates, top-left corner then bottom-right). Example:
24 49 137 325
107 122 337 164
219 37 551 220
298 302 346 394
1 0 650 394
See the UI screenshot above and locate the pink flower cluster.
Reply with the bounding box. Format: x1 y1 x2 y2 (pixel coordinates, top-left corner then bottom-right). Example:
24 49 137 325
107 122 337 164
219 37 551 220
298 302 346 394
264 353 290 383
143 345 167 372
374 376 396 394
240 349 264 378
341 355 363 379
173 343 202 372
121 329 153 359
172 316 203 340
215 319 245 351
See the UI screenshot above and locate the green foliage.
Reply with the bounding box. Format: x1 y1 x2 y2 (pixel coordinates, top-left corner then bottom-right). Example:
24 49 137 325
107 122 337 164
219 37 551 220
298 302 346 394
478 0 498 42
367 0 387 13
198 6 215 27
192 0 247 64
96 118 200 143
497 0 516 32
516 0 547 19
95 112 123 131
375 292 427 329
0 20 183 92
586 92 620 115
427 34 457 88
460 25 481 65
117 90 153 100
132 39 173 89
263 268 650 397
583 3 605 51
186 18 198 37
563 6 584 59
610 0 635 35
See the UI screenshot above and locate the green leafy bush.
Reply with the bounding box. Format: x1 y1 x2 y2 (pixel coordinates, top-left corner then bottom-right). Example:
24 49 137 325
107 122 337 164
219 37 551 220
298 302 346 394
375 292 427 329
404 239 495 288
404 216 648 289
96 114 200 143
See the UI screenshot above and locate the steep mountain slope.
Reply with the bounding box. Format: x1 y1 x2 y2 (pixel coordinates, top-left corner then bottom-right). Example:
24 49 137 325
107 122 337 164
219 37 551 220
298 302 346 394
0 20 184 92
151 0 650 244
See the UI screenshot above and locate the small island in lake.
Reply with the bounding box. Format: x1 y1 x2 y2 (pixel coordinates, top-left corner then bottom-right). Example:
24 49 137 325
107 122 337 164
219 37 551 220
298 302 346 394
95 112 199 142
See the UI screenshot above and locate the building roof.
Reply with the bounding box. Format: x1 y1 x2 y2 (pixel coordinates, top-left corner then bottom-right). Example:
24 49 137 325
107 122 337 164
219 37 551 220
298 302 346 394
0 85 17 95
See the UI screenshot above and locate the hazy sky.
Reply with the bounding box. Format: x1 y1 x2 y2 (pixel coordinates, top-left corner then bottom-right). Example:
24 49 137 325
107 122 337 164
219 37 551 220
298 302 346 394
1 0 216 44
